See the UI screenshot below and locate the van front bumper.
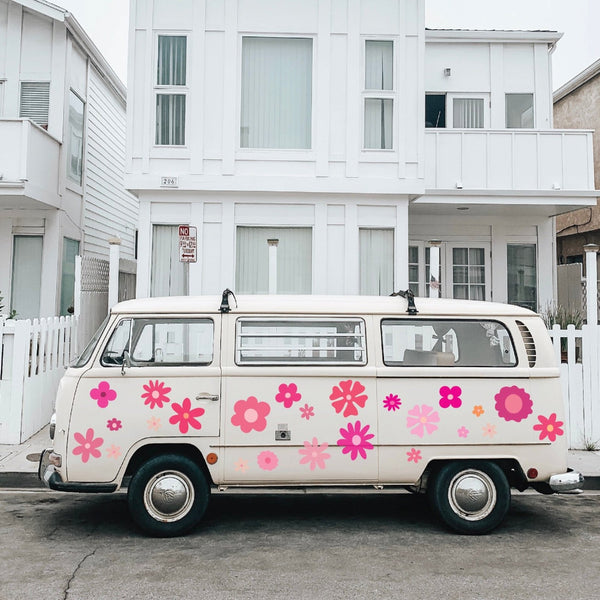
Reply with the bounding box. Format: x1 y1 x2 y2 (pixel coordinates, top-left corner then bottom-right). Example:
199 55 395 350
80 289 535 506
549 470 584 493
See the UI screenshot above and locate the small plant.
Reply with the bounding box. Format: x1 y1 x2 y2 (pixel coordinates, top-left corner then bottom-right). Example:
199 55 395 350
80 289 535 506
0 291 17 319
583 437 600 452
540 302 584 329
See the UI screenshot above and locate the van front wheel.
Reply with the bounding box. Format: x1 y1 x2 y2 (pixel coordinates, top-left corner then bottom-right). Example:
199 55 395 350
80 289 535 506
428 461 510 534
127 454 209 537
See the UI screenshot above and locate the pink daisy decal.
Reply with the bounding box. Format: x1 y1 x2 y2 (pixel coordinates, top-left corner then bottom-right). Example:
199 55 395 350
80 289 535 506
299 438 331 470
457 426 469 438
72 428 103 463
257 451 278 471
330 380 368 417
275 383 302 408
106 418 122 432
533 413 564 442
142 380 172 409
147 416 161 431
383 393 402 412
169 397 205 434
337 421 375 460
106 444 121 459
299 403 315 420
406 404 440 438
406 448 422 463
231 396 271 433
439 385 462 409
90 381 116 408
494 386 533 423
482 423 497 438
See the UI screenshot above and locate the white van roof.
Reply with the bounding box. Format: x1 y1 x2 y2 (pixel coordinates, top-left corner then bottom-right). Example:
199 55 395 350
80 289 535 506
111 294 537 318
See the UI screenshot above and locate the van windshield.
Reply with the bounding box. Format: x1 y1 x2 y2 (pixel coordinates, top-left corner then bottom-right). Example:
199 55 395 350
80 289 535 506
72 314 110 368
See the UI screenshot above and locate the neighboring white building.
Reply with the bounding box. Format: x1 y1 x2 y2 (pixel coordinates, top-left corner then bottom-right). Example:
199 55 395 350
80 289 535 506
0 0 137 324
126 0 596 309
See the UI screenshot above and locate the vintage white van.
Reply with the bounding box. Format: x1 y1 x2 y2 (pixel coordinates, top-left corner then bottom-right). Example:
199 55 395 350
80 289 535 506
39 291 583 536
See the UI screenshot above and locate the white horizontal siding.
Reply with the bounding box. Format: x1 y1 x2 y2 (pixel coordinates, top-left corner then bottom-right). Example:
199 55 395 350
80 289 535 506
83 66 138 261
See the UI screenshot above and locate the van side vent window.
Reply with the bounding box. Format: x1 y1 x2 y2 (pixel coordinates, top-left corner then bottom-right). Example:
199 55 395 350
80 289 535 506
516 321 536 367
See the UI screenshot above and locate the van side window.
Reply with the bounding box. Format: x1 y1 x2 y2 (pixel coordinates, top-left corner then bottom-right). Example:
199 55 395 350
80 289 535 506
381 319 517 367
236 318 366 365
101 318 214 366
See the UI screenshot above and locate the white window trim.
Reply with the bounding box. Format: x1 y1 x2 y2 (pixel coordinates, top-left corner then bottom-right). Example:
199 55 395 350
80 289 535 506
505 92 535 129
65 88 86 193
447 93 490 129
445 242 491 301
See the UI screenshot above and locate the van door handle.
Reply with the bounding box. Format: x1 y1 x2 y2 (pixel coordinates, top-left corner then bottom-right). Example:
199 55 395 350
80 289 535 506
195 393 219 402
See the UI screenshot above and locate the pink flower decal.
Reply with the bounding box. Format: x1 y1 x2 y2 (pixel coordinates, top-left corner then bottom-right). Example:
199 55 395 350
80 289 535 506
299 438 331 470
231 396 271 433
90 381 116 408
439 385 462 409
275 383 302 408
533 413 564 442
482 423 497 438
330 380 368 417
457 426 469 438
106 418 122 432
106 444 121 459
406 404 440 438
300 404 315 420
383 393 402 412
169 397 205 434
406 448 422 463
72 428 103 463
257 451 278 471
494 386 533 423
147 416 161 431
142 380 171 409
337 421 375 460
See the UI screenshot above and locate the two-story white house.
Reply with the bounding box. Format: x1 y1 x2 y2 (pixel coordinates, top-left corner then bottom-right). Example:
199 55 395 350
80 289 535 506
126 0 597 309
0 0 138 327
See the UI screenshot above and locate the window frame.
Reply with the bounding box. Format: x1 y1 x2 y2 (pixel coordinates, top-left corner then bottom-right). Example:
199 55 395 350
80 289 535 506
19 80 51 129
447 93 490 129
66 89 85 186
505 93 535 129
446 243 491 302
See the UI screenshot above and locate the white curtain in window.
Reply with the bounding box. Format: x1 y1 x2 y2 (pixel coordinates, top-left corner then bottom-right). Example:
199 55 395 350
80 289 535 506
364 98 393 149
453 98 484 128
157 36 187 85
240 37 312 149
360 229 394 295
151 225 188 297
11 235 43 318
236 227 312 294
156 94 186 145
365 41 393 90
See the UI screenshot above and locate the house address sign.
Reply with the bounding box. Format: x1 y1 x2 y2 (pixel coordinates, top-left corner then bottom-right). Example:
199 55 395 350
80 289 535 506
178 225 197 263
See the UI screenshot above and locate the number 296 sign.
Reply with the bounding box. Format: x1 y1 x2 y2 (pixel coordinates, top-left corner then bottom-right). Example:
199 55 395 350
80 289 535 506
178 225 197 263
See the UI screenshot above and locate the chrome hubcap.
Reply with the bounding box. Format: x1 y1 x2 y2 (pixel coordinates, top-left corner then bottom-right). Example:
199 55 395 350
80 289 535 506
448 469 496 521
144 470 195 522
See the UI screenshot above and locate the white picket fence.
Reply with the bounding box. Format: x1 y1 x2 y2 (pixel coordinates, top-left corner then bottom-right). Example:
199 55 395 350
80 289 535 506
0 316 78 444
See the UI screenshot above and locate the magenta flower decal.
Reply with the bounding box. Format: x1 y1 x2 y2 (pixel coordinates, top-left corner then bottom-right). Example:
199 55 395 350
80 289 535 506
169 397 205 434
72 428 103 463
299 438 331 470
406 448 422 463
299 403 315 420
275 383 302 408
257 450 278 471
457 426 469 438
231 396 270 433
407 404 440 438
142 380 171 409
383 393 402 412
533 413 564 442
106 418 122 432
90 381 116 408
337 421 374 460
330 380 368 417
495 386 533 422
439 385 462 409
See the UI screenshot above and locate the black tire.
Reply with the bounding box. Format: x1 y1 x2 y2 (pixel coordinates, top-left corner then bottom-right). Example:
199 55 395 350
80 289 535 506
428 461 510 535
127 454 209 537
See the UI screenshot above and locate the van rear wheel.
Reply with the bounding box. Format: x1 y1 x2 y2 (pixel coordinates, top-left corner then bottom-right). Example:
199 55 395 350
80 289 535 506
127 454 209 537
428 461 510 534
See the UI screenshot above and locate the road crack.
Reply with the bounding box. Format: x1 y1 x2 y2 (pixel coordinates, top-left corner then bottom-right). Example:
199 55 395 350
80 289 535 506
63 548 97 600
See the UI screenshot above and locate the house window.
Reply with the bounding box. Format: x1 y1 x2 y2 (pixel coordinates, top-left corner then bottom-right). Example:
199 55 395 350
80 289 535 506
155 35 187 146
11 235 43 319
360 229 394 295
408 245 420 295
67 91 85 184
236 227 312 294
0 81 5 116
363 40 394 149
425 93 446 128
151 225 188 296
453 98 484 128
19 81 50 128
60 238 79 315
240 37 313 149
506 93 534 128
507 244 537 311
452 247 486 300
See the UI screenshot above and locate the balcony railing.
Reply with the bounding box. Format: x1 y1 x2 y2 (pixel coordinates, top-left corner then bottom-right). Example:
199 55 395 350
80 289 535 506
425 129 594 192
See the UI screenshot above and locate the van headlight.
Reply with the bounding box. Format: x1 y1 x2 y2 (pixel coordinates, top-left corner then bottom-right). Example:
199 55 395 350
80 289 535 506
49 413 56 440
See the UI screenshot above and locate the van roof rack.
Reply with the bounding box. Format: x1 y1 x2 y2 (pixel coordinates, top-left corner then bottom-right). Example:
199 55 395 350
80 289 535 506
390 289 418 315
219 288 238 313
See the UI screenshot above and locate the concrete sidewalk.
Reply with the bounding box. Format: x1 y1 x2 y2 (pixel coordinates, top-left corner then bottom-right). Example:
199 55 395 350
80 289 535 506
1 425 599 489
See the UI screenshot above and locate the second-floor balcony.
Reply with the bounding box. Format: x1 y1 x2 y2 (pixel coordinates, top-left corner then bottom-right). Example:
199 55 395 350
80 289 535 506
424 129 596 203
0 119 61 209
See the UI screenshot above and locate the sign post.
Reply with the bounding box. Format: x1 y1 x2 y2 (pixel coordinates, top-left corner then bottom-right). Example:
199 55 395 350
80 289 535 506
178 225 197 263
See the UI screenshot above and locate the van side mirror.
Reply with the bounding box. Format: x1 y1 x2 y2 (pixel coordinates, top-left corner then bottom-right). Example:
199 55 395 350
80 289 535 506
121 350 132 376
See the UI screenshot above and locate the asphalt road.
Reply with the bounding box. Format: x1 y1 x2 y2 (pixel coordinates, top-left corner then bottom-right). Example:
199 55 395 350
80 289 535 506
1 489 598 600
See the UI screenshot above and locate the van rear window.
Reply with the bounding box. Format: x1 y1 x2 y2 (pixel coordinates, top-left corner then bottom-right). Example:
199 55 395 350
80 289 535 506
236 318 366 365
381 319 517 367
